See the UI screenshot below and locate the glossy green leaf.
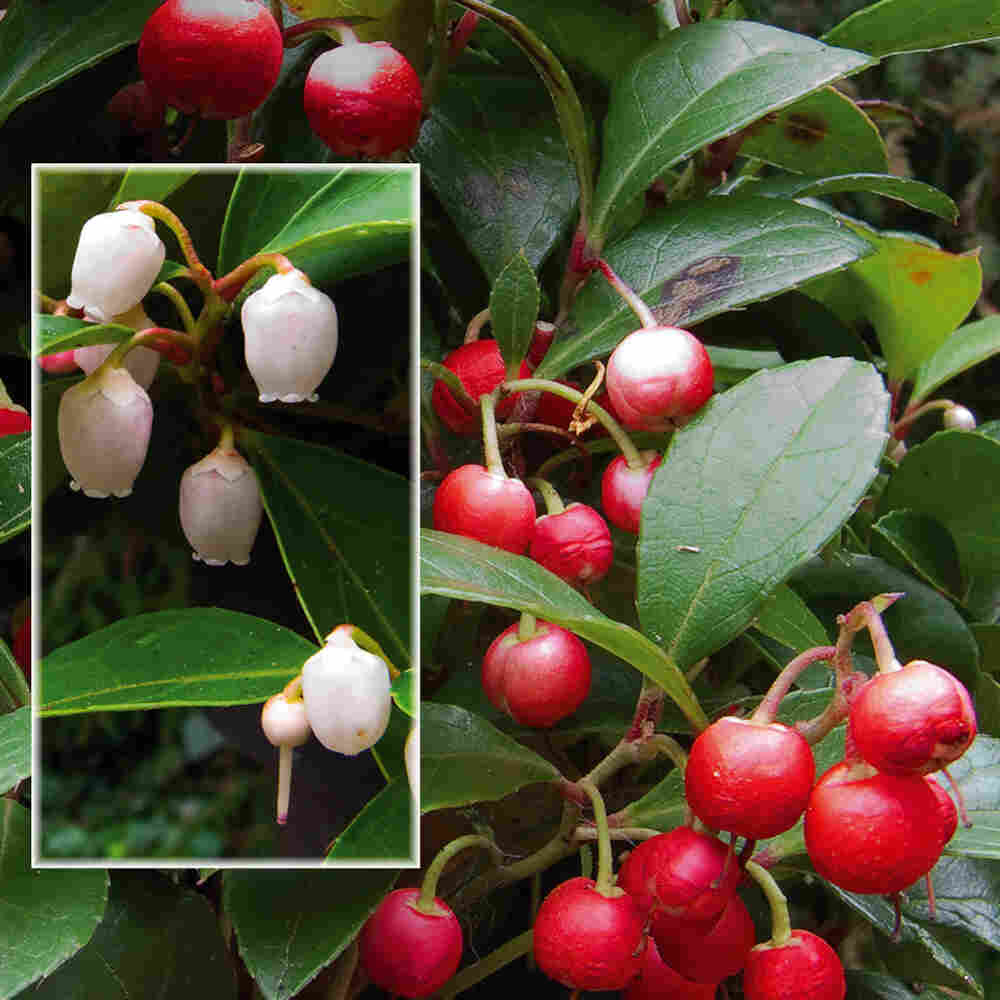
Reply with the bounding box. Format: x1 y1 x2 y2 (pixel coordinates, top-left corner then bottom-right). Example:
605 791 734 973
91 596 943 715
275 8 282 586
0 432 29 544
0 801 108 999
753 584 837 688
0 638 28 712
846 972 954 1000
938 737 1000 863
537 197 873 379
225 868 397 1000
39 608 317 716
910 315 1000 406
0 707 29 794
739 88 888 176
823 0 1000 57
421 702 560 812
881 432 1000 622
0 0 161 127
110 169 199 209
637 359 890 669
490 252 540 378
871 509 964 600
246 432 410 667
37 315 135 356
974 669 1000 738
420 530 709 730
28 871 236 1000
415 73 580 283
371 701 410 782
390 669 415 717
326 776 413 862
973 624 1000 673
591 20 875 244
217 169 413 289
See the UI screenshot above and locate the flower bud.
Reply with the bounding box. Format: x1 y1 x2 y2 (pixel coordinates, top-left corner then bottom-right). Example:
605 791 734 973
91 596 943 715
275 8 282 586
58 366 153 498
74 305 161 390
66 210 166 324
261 693 311 748
943 404 976 431
179 444 263 566
240 269 338 403
301 629 392 755
38 350 80 374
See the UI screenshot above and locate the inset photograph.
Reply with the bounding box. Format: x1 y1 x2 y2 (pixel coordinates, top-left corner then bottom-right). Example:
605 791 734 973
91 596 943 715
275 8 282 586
33 165 416 865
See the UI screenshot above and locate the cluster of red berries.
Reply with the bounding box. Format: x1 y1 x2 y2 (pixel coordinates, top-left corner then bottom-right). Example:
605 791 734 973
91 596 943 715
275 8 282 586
130 0 422 157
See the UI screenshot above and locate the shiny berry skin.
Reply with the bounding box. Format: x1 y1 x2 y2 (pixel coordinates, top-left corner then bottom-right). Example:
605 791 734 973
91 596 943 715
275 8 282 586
38 350 80 374
601 451 662 535
303 41 422 157
943 404 976 431
0 408 30 435
533 877 646 992
359 888 463 999
849 660 977 776
530 503 614 585
431 340 530 435
481 620 591 727
685 716 815 839
743 930 845 1000
927 776 959 849
432 465 535 553
804 761 945 895
652 894 756 984
260 693 311 748
526 320 555 368
606 326 713 431
12 615 29 681
138 0 283 120
623 938 718 1000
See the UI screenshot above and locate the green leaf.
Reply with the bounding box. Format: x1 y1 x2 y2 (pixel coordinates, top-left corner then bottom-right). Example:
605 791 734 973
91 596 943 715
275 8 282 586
37 315 135 356
973 624 1000 673
390 669 415 717
0 801 108 999
637 359 890 670
326 777 413 862
217 169 413 288
738 88 888 176
28 871 236 1000
245 433 410 668
39 608 317 716
846 971 955 1000
420 530 708 730
753 585 837 688
590 20 875 244
938 737 1000 864
225 868 397 1000
0 707 29 793
414 73 581 283
910 315 1000 406
0 638 28 712
823 0 1000 57
110 169 199 209
0 432 29 544
880 432 1000 621
490 252 540 378
0 0 161 127
537 197 873 379
871 509 964 600
421 702 559 812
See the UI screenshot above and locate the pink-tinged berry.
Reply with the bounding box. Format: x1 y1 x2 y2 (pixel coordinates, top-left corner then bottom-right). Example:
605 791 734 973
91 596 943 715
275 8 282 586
601 451 662 535
432 465 536 553
0 407 30 435
12 615 29 682
942 404 976 431
38 350 80 374
926 776 959 849
138 0 283 120
359 888 463 999
533 877 646 992
304 41 422 157
742 930 845 1000
481 620 591 727
606 326 713 431
261 693 310 749
526 320 555 368
623 937 718 1000
530 503 614 585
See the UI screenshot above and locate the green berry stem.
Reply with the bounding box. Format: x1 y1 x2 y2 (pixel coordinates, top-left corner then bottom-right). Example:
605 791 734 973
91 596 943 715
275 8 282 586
645 733 689 774
276 744 294 825
595 258 657 329
282 19 360 48
417 834 502 913
527 477 565 515
517 612 538 641
750 645 838 725
893 398 955 438
481 391 507 476
151 281 196 332
837 594 904 674
213 252 297 302
745 859 793 947
421 359 480 418
422 0 457 115
577 780 615 896
438 929 534 1000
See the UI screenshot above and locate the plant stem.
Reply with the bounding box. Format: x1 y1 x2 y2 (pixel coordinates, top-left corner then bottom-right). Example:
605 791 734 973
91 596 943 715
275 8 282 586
151 281 196 332
464 307 491 343
438 930 534 999
750 646 837 724
417 834 501 912
578 780 614 895
481 392 506 475
422 0 455 114
527 477 565 515
645 733 689 774
595 258 657 329
517 612 537 641
118 200 213 292
213 252 296 302
745 860 792 947
283 19 359 47
276 744 294 824
420 359 479 417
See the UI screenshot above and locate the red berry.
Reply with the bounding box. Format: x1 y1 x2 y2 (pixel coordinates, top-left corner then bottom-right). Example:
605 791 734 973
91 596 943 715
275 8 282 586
359 888 463 999
530 503 614 585
430 341 530 435
432 465 535 553
651 894 756 984
849 660 977 775
533 877 646 992
526 321 555 368
685 716 815 839
804 761 945 895
606 326 713 431
38 350 80 374
624 937 719 1000
12 615 29 682
138 0 283 119
743 930 845 1000
106 80 167 134
481 620 591 727
303 41 422 157
0 407 30 435
601 451 662 535
926 775 959 849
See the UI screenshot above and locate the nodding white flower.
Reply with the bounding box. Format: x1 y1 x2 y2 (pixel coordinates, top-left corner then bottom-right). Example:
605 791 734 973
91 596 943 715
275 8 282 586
74 304 161 390
301 629 391 756
66 210 165 324
240 269 338 404
58 366 153 498
261 692 312 826
179 444 263 566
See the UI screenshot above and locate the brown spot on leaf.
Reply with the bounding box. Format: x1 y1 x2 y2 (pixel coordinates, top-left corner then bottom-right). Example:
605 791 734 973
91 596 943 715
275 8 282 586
656 256 742 326
910 270 933 285
784 113 828 145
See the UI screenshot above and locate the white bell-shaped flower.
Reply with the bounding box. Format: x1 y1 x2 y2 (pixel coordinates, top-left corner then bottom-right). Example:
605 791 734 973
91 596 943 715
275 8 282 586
404 727 417 795
58 366 153 498
240 269 338 403
301 629 392 755
179 444 263 566
66 210 166 324
74 304 161 390
261 692 312 826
